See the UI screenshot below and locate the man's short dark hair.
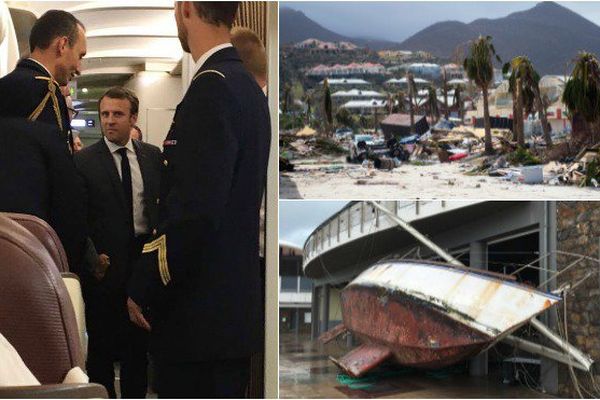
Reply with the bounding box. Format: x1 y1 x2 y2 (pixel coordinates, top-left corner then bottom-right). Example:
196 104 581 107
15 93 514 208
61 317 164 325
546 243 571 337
98 87 139 116
192 2 240 28
29 10 85 53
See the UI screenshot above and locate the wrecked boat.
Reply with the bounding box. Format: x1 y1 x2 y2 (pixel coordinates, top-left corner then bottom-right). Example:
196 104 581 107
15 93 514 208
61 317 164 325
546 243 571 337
325 259 561 377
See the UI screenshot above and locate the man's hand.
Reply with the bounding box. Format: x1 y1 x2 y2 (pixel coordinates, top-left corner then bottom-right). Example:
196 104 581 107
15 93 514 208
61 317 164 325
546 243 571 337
127 297 151 331
92 254 110 281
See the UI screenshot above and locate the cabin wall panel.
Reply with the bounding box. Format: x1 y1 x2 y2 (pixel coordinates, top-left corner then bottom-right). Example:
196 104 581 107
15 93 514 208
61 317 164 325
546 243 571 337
124 71 182 148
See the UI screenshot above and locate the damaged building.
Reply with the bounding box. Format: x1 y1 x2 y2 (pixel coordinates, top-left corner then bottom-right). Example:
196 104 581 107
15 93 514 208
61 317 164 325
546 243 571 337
280 242 312 335
303 201 600 397
381 113 430 139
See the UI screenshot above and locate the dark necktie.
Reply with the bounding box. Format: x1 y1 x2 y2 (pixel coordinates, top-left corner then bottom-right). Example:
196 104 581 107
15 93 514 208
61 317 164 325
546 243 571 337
117 147 134 233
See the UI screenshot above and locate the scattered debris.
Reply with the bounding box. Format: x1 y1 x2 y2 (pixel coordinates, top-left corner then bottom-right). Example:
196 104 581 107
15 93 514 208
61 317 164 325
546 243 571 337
279 156 295 172
281 124 600 189
355 180 398 186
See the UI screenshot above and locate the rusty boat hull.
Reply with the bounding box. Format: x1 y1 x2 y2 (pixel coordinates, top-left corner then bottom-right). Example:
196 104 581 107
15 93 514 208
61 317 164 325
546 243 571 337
342 285 493 369
331 260 561 376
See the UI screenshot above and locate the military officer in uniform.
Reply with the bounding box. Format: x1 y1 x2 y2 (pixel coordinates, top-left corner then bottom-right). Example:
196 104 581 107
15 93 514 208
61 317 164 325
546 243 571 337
127 2 271 398
0 10 86 153
0 117 87 270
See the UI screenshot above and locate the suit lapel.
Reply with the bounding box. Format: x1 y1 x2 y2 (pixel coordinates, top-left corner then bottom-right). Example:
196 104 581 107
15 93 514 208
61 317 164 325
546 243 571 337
134 141 158 227
98 139 126 210
134 140 152 193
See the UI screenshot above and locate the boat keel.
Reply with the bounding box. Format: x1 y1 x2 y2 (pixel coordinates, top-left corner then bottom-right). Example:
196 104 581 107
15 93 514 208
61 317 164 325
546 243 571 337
318 323 348 344
330 343 392 377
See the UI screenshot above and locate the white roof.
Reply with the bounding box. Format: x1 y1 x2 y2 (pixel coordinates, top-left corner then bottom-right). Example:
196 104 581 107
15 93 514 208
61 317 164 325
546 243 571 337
539 75 566 88
448 78 468 86
342 99 387 109
321 78 370 85
437 96 457 106
385 77 430 85
332 89 385 98
409 63 441 68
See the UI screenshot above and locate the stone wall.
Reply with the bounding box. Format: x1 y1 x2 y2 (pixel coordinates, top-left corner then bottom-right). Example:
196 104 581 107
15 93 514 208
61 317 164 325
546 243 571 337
556 202 600 397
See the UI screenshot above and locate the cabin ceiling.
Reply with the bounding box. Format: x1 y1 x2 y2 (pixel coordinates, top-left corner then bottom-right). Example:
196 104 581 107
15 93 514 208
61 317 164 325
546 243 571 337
6 1 181 110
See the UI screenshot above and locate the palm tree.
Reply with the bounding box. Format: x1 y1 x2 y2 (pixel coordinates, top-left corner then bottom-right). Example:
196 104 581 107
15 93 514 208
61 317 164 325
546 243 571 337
335 107 352 129
303 93 312 126
464 35 501 154
427 86 439 124
562 52 600 148
406 72 418 134
323 78 333 136
515 77 525 147
387 93 394 115
282 83 291 114
504 56 552 147
441 67 449 120
373 104 380 131
453 84 464 123
502 65 523 143
396 90 407 113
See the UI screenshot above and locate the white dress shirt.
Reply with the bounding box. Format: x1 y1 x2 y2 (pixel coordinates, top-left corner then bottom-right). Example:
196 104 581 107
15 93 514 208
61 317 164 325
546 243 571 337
191 42 233 80
103 137 149 236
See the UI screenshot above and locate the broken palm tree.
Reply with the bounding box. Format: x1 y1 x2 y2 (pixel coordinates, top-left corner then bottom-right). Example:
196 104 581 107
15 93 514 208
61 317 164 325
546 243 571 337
320 201 594 378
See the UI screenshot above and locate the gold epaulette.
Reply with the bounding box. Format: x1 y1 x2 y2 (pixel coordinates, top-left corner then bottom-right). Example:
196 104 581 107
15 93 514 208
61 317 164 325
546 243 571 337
28 76 63 132
142 234 171 286
192 69 225 82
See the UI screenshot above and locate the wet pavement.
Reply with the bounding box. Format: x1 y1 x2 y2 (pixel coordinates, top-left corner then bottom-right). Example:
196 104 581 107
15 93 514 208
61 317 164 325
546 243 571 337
280 333 551 398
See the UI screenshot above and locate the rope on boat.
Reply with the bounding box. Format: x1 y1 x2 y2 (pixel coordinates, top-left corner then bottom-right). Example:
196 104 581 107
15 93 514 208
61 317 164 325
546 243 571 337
335 366 413 389
335 364 466 390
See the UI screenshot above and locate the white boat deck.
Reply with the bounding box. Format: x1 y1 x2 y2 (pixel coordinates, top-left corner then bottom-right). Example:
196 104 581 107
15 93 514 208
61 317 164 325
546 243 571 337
350 261 561 337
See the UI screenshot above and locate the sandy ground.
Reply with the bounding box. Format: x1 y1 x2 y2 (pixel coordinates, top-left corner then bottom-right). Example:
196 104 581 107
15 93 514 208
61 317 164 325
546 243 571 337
280 157 600 199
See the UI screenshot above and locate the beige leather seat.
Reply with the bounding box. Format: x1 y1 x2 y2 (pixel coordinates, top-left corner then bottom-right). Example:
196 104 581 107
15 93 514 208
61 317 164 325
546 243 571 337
0 214 105 398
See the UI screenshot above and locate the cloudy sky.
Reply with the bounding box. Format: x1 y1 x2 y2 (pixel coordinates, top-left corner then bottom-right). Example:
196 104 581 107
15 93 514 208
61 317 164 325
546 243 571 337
280 201 348 248
281 1 600 42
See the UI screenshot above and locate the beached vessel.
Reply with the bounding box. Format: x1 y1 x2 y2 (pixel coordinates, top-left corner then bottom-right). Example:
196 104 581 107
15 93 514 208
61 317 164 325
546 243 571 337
326 259 561 377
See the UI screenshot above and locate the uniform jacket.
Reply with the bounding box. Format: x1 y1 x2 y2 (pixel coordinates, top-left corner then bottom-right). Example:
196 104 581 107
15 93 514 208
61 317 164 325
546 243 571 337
0 117 86 268
74 138 162 298
129 47 271 362
0 59 72 151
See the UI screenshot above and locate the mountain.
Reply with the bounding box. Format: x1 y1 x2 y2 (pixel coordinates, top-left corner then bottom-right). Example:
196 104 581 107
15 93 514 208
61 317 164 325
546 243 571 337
279 7 400 50
398 2 600 74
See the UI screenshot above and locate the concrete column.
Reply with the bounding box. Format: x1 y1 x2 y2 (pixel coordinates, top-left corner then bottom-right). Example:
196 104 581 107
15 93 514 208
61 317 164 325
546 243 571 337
540 201 559 395
320 285 330 335
469 240 488 377
311 285 319 340
294 308 300 335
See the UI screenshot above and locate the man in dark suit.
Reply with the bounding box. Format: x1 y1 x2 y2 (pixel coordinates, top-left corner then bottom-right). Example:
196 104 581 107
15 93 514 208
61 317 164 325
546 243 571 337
0 117 87 268
0 10 86 153
127 2 271 398
74 87 162 398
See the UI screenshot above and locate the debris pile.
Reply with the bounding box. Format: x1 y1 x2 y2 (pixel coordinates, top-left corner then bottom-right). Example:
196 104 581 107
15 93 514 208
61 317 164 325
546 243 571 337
280 122 600 189
279 129 347 169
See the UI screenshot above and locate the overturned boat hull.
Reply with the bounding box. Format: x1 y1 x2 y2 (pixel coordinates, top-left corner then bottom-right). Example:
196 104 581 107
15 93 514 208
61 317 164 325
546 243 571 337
330 260 561 376
342 285 493 370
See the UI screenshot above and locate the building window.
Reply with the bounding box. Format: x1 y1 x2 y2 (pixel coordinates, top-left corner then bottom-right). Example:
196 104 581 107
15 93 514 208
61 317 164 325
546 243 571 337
299 276 312 292
281 275 298 292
